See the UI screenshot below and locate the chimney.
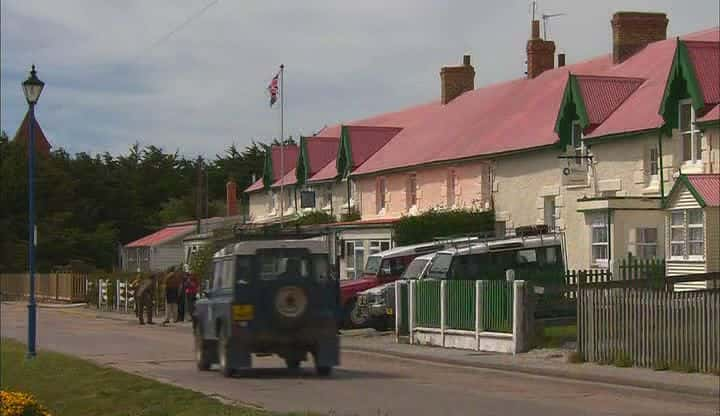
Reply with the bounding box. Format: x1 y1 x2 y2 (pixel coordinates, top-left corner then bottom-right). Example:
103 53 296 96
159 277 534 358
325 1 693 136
612 12 668 64
226 179 238 217
440 54 475 104
526 20 556 79
558 53 566 67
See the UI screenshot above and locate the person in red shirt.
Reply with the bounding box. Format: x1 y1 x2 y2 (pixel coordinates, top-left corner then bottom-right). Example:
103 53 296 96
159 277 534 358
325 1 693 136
185 273 199 319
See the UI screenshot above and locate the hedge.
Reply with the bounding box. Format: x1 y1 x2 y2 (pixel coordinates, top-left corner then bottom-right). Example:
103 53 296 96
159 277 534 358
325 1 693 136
393 209 495 246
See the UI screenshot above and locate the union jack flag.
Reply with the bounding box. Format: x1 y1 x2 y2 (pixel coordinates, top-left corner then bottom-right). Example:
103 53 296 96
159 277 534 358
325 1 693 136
267 72 279 107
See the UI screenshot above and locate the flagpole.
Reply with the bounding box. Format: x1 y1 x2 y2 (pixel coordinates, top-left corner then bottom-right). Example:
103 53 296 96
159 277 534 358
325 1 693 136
279 64 285 228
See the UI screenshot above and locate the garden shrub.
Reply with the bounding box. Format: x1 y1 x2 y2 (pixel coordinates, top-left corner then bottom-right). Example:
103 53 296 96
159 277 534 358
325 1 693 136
393 208 495 246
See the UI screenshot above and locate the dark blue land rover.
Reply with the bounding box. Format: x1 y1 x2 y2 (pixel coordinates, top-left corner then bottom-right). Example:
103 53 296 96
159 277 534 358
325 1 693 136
192 238 339 377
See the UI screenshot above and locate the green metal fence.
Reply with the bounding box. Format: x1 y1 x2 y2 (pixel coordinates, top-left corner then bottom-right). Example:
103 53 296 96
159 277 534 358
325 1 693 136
481 280 513 333
447 280 476 330
414 280 441 328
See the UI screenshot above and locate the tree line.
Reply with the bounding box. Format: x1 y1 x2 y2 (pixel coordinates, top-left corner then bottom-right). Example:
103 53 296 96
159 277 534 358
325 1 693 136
0 130 292 273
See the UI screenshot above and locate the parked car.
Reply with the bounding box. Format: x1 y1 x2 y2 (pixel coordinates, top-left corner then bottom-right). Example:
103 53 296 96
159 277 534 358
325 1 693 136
426 231 565 282
339 237 478 328
193 238 339 377
357 252 436 331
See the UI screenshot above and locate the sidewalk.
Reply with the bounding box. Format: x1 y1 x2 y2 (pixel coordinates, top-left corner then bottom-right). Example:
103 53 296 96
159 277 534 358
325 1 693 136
64 305 720 398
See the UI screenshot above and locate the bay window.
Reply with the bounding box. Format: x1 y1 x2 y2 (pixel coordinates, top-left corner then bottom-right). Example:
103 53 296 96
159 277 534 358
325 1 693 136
669 209 705 259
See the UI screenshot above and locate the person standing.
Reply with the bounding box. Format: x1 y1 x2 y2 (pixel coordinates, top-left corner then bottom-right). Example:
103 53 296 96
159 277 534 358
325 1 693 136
185 274 199 320
135 273 156 325
177 273 186 322
163 269 179 325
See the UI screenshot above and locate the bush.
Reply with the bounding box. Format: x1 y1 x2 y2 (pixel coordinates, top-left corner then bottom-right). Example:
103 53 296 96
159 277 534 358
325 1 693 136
294 211 336 226
340 208 361 222
393 208 495 246
189 245 215 280
0 391 51 416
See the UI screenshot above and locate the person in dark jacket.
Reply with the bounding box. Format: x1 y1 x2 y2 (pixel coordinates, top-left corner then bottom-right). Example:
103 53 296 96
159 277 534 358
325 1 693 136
176 273 186 322
163 268 180 324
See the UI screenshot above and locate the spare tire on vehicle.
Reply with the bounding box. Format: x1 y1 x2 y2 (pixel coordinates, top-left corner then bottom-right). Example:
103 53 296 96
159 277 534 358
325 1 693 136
273 285 309 327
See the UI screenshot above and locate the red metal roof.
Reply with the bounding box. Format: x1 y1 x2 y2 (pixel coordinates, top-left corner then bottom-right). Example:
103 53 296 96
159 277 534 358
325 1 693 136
244 145 299 193
686 41 720 105
686 174 720 207
350 28 718 176
125 225 195 248
13 112 52 156
576 75 644 127
271 136 338 188
698 104 719 122
308 126 402 182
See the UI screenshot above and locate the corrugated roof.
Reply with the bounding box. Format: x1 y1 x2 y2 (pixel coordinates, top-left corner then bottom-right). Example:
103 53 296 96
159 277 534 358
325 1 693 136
576 75 645 127
698 104 719 122
686 174 720 207
244 144 299 193
273 136 338 188
125 225 195 248
351 28 718 176
686 40 720 105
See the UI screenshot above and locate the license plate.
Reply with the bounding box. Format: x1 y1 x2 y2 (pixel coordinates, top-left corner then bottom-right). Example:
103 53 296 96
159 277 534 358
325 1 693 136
232 304 254 321
386 308 393 315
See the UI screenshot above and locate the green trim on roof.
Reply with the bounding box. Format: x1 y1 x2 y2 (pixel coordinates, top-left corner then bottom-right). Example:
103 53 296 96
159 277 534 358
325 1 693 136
295 136 310 186
554 74 590 149
663 174 707 209
696 118 720 129
659 39 705 134
262 146 273 190
336 125 353 179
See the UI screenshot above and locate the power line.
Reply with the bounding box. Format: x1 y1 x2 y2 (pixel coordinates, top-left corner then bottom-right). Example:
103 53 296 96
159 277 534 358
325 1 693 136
142 0 220 54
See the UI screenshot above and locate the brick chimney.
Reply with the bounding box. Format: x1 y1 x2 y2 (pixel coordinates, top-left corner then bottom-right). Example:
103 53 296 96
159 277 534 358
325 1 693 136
440 54 475 104
226 179 238 217
526 20 556 79
612 12 668 64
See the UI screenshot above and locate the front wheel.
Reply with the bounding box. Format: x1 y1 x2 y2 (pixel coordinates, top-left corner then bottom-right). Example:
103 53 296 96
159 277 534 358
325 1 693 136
285 359 301 370
217 331 233 377
316 366 332 377
345 300 370 328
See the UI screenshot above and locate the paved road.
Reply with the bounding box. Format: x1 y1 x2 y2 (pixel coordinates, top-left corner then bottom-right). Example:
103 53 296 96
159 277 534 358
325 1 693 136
1 303 717 416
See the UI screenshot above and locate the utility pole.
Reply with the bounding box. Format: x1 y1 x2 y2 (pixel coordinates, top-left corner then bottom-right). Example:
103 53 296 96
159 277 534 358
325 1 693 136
196 156 203 234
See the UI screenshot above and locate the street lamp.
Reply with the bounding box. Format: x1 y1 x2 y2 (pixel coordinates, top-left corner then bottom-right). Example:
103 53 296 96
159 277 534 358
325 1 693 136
22 64 44 358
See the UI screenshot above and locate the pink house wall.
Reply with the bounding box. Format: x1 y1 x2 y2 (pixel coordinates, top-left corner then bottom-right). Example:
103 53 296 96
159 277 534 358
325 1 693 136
357 161 491 219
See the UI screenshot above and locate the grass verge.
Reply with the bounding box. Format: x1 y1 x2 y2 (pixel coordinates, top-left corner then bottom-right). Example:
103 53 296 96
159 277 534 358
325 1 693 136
0 338 310 416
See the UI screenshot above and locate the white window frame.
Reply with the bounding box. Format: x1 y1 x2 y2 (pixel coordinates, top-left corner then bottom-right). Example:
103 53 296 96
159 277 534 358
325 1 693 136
648 147 659 180
636 228 658 259
571 121 586 166
345 240 366 279
369 240 391 255
544 196 556 231
669 208 705 261
447 169 456 207
678 99 702 164
590 212 609 268
377 177 386 214
407 173 417 210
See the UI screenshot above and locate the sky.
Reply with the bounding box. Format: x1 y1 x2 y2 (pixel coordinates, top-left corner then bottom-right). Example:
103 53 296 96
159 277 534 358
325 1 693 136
1 0 718 159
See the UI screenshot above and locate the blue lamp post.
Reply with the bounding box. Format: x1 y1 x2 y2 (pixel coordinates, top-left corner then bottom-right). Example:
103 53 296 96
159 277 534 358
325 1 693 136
22 65 44 358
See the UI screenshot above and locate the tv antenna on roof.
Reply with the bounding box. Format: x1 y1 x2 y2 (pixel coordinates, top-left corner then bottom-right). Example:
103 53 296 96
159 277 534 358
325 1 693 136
542 12 566 39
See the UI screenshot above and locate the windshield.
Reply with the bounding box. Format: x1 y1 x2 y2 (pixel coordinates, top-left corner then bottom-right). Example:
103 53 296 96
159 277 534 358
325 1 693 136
401 259 429 279
427 253 453 279
364 255 382 275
